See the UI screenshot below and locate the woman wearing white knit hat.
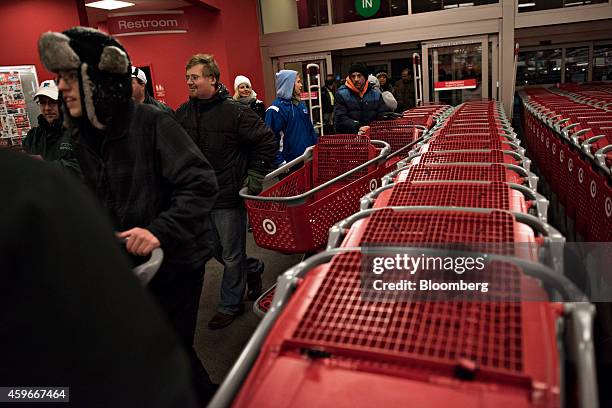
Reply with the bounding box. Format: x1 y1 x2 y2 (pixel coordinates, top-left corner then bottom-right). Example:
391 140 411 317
233 75 265 120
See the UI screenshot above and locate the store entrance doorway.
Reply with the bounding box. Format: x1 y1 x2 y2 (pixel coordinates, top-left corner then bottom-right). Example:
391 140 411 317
422 35 498 105
275 53 332 91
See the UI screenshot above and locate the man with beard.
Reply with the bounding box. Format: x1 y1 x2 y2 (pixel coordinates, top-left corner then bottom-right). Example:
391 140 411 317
22 80 80 176
176 54 277 329
334 62 389 134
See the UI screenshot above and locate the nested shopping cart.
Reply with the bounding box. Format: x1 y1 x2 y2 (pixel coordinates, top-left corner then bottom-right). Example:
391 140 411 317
383 162 539 191
326 206 563 276
240 135 390 254
212 248 596 408
404 149 531 171
360 181 548 222
367 119 426 154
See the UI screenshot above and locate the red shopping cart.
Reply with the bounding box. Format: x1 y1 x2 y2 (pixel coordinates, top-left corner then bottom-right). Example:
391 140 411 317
385 162 538 191
240 136 390 254
360 181 548 222
214 249 595 408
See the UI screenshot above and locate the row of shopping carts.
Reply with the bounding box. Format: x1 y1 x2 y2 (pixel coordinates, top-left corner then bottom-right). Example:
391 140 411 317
218 102 598 408
519 84 612 242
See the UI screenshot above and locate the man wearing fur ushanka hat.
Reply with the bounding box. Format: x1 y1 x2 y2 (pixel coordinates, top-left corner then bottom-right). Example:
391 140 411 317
38 26 219 405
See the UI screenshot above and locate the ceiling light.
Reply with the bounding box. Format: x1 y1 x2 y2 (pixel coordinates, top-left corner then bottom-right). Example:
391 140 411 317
443 4 459 8
86 0 135 10
564 1 585 5
459 2 474 6
518 2 536 6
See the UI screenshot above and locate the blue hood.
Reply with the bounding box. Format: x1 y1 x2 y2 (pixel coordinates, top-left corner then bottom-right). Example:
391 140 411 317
275 70 297 100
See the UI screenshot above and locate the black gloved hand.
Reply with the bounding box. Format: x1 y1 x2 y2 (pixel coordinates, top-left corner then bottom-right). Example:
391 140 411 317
243 169 266 195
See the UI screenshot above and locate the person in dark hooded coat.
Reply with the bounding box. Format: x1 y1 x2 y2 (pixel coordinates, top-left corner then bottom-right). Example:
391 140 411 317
38 26 219 405
22 79 80 177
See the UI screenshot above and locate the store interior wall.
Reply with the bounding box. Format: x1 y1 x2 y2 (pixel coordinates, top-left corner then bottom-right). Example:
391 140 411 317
0 0 81 83
260 0 298 34
0 0 266 110
115 1 266 109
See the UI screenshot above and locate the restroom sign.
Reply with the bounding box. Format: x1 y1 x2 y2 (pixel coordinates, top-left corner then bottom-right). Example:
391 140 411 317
356 0 381 17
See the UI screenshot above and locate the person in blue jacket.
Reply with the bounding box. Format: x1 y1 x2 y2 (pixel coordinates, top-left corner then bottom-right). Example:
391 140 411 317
265 70 318 168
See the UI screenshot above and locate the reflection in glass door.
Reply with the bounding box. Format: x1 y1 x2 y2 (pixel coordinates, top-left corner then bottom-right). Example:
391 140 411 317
422 36 491 105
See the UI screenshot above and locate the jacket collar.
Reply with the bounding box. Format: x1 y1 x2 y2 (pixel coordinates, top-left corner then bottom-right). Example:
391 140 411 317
37 114 63 131
345 76 369 98
192 83 230 108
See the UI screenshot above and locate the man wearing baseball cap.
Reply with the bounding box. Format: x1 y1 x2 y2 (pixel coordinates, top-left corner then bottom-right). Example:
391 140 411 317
131 66 173 114
22 80 80 176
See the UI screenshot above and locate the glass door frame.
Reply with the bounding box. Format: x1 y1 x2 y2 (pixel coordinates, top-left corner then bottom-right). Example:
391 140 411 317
274 52 333 79
421 35 491 104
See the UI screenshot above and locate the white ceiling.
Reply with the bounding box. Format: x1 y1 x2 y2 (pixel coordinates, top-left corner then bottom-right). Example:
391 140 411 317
86 0 191 24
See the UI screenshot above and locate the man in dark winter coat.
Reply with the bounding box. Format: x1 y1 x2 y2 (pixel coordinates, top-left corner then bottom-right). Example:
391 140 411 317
38 27 219 405
176 54 277 330
22 80 80 177
0 151 199 407
393 68 416 113
131 66 174 114
334 62 390 134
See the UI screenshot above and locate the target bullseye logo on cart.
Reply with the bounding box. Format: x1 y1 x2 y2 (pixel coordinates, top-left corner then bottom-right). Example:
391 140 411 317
551 144 556 155
606 197 612 218
590 180 597 198
559 150 564 163
369 179 378 191
262 219 277 235
568 158 573 172
546 138 549 148
578 168 584 183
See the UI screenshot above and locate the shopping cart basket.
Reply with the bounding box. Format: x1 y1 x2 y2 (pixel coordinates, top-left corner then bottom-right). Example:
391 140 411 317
213 248 596 408
240 137 391 253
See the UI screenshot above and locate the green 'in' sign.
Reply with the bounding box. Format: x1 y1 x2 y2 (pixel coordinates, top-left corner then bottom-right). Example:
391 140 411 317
355 0 381 17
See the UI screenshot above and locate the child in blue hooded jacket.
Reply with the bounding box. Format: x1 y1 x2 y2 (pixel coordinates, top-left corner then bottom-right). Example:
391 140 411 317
265 70 318 167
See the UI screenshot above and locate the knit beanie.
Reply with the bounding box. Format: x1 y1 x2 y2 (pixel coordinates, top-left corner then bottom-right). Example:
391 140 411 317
348 62 369 78
38 27 132 130
234 75 252 91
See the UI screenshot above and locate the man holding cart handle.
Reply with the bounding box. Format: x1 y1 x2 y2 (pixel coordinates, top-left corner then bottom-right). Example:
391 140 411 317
38 27 219 405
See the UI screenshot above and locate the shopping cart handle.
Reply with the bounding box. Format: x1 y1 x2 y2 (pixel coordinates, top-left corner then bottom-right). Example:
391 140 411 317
582 134 607 158
564 302 598 408
264 147 313 181
240 140 391 205
132 248 163 285
594 144 612 175
507 182 549 223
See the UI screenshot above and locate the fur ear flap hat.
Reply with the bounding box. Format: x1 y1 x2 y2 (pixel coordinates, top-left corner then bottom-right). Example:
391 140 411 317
38 27 132 129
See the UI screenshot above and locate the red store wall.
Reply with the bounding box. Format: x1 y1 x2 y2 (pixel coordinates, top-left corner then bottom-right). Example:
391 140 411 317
119 0 265 109
0 0 265 111
0 0 81 82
